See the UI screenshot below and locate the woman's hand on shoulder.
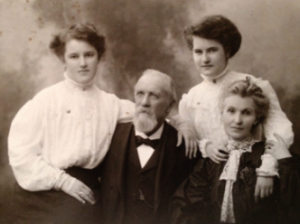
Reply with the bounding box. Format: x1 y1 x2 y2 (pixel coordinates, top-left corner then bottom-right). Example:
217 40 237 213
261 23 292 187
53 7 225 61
61 178 96 205
265 133 291 160
177 129 198 159
206 142 228 164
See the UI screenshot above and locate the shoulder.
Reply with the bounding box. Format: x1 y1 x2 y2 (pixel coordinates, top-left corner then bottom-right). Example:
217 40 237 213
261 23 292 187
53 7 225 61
97 88 120 101
33 81 64 102
224 70 255 82
163 122 179 142
111 122 134 143
114 122 133 133
180 82 205 107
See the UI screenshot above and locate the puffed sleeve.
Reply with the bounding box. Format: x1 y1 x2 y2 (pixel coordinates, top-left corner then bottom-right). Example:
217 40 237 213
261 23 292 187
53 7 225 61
116 97 135 123
176 93 210 157
8 99 75 191
254 78 294 147
174 94 198 132
178 94 194 121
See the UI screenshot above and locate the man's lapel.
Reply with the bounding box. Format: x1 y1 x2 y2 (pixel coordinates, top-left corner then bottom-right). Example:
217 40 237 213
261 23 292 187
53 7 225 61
113 123 136 198
153 122 178 211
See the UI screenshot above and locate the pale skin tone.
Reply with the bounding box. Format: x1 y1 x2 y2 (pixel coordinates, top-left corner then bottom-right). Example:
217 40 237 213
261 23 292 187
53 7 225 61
191 35 274 199
134 73 175 136
222 95 276 202
60 38 100 204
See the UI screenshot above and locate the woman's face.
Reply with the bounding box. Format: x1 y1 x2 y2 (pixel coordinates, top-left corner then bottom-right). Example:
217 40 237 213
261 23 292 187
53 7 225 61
64 39 99 85
222 95 257 141
192 36 227 78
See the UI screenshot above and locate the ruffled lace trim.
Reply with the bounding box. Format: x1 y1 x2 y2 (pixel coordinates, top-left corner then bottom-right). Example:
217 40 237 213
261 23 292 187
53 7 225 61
219 136 257 223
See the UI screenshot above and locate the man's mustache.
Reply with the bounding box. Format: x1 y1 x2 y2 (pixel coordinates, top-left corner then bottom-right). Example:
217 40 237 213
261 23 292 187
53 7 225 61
136 108 153 115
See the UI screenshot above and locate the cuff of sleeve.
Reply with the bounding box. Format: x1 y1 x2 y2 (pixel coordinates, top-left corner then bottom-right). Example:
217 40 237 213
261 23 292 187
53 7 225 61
256 154 279 177
198 139 210 158
53 170 76 191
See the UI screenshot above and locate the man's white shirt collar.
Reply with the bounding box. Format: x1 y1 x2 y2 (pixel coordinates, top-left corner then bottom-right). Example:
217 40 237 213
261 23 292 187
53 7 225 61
135 123 164 168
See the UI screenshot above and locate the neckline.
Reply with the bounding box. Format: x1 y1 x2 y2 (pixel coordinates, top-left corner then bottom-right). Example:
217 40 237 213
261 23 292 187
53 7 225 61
200 67 229 83
64 72 95 91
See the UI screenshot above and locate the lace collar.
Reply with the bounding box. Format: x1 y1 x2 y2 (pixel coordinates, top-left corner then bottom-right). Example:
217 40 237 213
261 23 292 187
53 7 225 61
226 136 257 153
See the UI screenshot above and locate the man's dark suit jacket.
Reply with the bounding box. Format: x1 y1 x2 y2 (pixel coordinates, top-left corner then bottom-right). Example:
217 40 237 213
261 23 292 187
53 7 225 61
99 121 198 224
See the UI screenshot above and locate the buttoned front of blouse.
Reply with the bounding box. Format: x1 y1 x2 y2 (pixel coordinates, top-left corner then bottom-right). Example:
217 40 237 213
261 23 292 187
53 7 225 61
8 76 134 191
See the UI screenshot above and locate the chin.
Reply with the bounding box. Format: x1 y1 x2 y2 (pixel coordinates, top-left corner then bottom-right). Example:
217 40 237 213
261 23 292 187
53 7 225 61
231 135 248 141
202 71 215 77
133 113 158 134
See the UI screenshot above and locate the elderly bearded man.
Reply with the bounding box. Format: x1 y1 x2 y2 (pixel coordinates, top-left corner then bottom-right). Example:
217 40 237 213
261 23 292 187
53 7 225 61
99 69 199 224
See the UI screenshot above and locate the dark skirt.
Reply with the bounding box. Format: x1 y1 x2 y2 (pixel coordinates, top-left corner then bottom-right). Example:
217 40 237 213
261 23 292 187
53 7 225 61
8 167 102 224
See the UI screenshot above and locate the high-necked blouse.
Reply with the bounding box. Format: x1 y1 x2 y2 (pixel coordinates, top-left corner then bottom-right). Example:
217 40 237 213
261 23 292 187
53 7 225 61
8 75 134 191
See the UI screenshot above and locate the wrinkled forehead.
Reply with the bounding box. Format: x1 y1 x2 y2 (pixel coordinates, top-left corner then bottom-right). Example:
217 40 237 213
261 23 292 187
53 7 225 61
135 74 170 94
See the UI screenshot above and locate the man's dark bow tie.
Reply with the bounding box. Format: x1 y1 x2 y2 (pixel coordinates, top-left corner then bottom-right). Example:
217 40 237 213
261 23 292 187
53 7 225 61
135 136 159 149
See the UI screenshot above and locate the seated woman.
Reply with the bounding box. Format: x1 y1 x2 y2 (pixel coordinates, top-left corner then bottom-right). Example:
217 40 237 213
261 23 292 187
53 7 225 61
170 77 300 224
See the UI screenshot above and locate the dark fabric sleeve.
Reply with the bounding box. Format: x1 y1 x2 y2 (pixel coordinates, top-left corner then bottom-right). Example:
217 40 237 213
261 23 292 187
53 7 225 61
277 157 300 223
169 158 215 224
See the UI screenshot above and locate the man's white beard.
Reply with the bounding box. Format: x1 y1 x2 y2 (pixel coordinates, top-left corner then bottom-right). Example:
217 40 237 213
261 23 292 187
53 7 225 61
133 111 158 134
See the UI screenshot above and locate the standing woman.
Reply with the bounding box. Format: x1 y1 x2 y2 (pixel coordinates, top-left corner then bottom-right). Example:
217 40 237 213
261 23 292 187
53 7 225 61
8 23 134 223
178 15 294 198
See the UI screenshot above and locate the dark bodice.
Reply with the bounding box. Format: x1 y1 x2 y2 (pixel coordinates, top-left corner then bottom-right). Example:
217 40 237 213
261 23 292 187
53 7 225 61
170 142 300 224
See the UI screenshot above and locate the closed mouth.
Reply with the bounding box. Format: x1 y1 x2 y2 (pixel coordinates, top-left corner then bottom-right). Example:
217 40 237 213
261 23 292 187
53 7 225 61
78 70 89 73
231 127 243 131
201 65 213 68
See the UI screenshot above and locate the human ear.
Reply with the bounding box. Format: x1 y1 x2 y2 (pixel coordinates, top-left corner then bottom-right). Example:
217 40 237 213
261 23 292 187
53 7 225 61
166 100 176 114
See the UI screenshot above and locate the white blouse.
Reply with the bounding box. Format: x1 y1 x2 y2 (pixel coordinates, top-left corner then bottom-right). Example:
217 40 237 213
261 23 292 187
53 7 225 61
8 75 134 191
179 69 294 173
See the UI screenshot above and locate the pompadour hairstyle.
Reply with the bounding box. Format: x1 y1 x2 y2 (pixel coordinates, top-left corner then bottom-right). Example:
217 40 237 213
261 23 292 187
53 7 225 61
184 15 242 58
49 22 105 61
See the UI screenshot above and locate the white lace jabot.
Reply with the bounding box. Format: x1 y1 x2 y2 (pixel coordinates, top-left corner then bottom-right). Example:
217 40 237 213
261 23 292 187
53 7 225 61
219 136 257 223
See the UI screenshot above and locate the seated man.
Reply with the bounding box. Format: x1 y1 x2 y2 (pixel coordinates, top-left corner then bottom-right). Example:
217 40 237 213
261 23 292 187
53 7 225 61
99 69 198 224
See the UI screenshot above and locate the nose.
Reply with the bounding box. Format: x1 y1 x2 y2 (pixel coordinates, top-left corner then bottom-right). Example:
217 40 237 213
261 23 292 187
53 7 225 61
234 113 242 124
202 52 210 64
80 56 87 67
141 95 150 107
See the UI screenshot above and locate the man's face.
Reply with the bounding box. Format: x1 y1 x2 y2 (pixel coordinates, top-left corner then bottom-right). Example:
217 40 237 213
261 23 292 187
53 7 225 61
134 74 173 135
